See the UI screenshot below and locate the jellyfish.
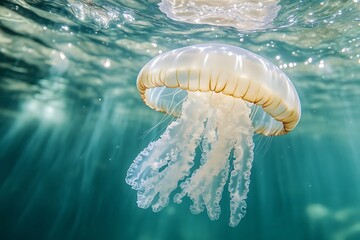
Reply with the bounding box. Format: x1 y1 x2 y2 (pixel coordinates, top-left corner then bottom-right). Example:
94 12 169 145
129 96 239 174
158 0 281 31
125 44 301 227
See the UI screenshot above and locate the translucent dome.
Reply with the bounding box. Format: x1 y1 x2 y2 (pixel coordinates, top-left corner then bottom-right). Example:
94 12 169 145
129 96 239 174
158 0 281 30
137 43 301 136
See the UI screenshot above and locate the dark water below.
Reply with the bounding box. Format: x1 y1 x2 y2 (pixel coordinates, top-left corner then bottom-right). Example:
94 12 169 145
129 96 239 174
1 0 360 240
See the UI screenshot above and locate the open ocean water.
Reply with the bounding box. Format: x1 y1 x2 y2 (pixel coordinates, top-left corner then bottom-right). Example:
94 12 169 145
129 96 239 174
1 0 360 240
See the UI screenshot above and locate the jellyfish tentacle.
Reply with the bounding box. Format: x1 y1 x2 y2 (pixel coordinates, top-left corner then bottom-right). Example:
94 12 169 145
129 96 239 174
175 94 248 221
145 93 209 212
128 92 210 211
228 103 254 227
126 92 194 192
125 119 184 191
173 121 214 212
188 121 233 220
174 107 219 214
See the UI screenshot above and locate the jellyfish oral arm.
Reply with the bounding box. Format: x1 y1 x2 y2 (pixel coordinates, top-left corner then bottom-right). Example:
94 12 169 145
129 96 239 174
125 91 209 212
126 91 255 226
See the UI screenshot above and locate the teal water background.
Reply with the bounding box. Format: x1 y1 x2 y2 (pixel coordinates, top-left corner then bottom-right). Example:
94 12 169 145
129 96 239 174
1 0 360 239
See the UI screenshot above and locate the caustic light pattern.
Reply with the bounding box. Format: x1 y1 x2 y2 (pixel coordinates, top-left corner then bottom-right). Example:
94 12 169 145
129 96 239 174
125 44 301 227
158 0 281 30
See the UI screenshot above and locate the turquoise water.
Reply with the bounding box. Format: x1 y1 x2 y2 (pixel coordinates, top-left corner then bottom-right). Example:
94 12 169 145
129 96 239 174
1 0 360 239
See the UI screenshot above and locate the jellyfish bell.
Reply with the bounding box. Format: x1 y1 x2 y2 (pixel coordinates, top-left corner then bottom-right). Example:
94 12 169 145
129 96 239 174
126 43 301 227
158 0 281 31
